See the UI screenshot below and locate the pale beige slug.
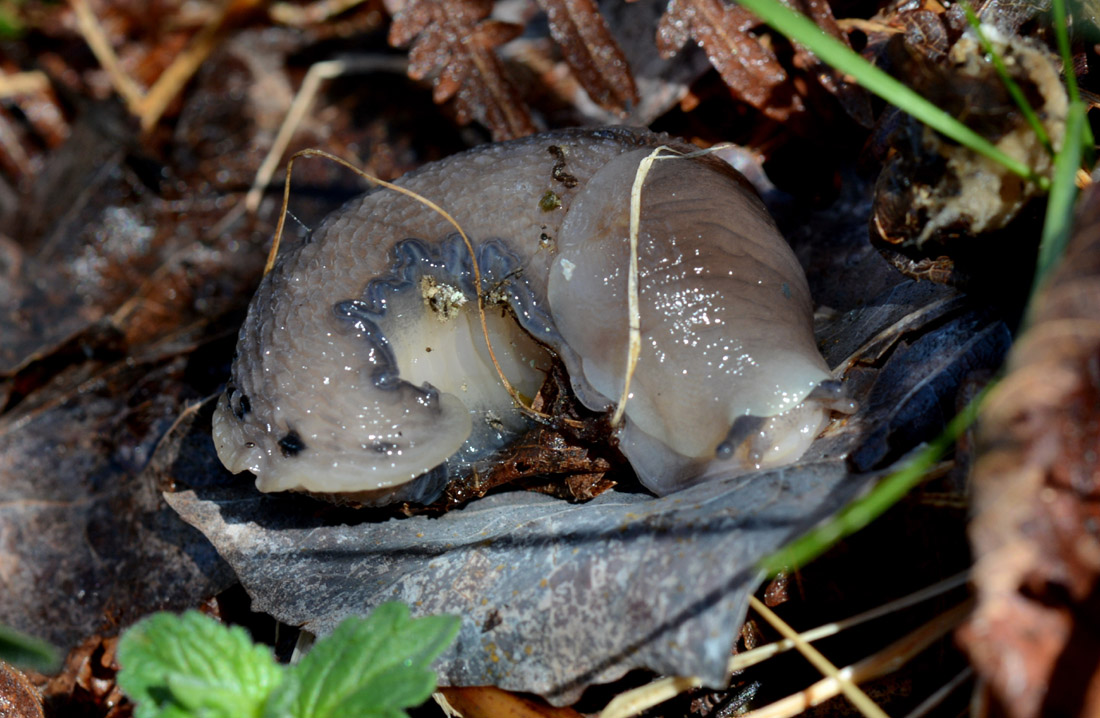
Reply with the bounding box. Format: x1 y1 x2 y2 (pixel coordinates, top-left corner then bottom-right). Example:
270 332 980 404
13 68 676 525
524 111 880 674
212 127 847 504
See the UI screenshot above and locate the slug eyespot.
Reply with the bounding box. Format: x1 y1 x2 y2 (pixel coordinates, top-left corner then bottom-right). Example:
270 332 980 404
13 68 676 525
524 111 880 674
278 431 306 457
212 127 850 505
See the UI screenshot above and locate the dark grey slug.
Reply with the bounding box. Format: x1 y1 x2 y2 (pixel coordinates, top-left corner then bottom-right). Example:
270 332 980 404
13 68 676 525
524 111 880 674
212 127 848 505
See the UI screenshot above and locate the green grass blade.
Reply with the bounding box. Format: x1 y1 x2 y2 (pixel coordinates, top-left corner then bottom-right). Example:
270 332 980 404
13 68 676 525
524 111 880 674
758 387 989 575
1032 99 1088 299
0 624 60 673
1051 0 1095 159
732 0 1049 190
1053 0 1081 104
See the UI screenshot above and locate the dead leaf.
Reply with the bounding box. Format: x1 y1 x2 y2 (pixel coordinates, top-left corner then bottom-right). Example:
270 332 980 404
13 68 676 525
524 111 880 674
960 178 1100 718
535 0 639 114
390 0 536 140
655 0 802 121
0 348 237 653
0 27 420 656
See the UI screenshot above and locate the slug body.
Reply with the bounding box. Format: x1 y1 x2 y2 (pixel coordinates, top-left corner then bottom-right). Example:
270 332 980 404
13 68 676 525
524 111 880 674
213 128 841 504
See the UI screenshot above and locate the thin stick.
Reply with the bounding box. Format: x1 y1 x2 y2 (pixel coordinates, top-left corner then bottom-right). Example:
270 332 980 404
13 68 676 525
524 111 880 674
749 596 889 718
70 0 145 112
268 149 547 420
600 676 704 718
0 70 50 98
601 571 967 718
134 0 241 132
739 601 971 718
244 56 408 213
728 571 968 673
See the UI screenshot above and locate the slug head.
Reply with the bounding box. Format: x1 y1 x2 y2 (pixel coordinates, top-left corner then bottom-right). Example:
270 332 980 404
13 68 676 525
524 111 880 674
211 230 549 505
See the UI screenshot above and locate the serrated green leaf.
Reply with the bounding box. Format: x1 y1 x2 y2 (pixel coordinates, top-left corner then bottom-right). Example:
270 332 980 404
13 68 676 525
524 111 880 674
117 611 284 718
266 603 460 718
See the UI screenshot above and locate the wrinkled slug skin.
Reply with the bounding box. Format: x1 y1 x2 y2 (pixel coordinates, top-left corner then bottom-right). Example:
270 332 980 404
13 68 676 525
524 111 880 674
212 127 833 504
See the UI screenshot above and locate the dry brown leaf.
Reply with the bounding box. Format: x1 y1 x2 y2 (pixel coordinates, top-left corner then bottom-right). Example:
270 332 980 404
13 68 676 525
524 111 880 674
438 686 584 718
788 0 873 126
41 636 127 718
654 0 803 121
535 0 639 114
960 179 1100 718
390 0 536 140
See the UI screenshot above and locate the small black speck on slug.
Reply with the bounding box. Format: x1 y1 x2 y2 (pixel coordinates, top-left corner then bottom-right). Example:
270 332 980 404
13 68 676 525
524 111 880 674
212 127 847 505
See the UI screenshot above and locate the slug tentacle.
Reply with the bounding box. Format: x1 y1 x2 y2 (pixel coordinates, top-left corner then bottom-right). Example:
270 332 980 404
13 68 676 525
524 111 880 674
212 127 847 504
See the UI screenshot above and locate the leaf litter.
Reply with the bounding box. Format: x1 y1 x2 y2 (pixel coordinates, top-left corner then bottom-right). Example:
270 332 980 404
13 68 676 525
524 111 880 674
0 22 467 662
2 0 1085 713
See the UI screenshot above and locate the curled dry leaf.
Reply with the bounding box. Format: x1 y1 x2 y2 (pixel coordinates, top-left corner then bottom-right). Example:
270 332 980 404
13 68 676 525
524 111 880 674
960 179 1100 718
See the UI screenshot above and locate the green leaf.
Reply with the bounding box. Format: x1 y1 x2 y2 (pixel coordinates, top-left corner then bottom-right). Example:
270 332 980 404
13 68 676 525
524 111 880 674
0 624 60 673
1033 100 1089 296
117 611 284 718
266 603 460 718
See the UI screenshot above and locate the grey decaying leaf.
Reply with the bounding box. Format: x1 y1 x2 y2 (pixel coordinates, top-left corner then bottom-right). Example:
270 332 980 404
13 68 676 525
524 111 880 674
0 352 236 650
168 455 865 703
0 29 401 654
